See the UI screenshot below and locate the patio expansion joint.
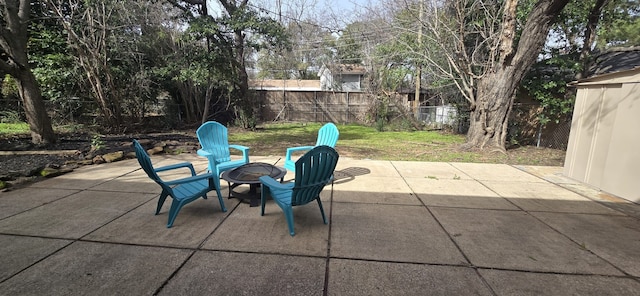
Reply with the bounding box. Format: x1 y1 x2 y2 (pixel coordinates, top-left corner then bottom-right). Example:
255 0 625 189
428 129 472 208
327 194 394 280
326 255 473 268
388 162 500 293
152 249 197 295
437 181 640 281
330 200 425 207
194 248 328 260
472 178 528 212
75 192 158 240
475 265 640 280
476 191 640 281
442 174 640 281
426 204 524 212
0 234 74 286
0 190 80 222
83 168 144 191
323 182 336 296
513 165 640 220
75 238 202 252
524 212 640 279
195 197 243 250
526 209 633 217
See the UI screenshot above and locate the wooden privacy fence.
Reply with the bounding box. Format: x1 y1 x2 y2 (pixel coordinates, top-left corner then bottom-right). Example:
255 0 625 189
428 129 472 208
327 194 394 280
256 90 374 124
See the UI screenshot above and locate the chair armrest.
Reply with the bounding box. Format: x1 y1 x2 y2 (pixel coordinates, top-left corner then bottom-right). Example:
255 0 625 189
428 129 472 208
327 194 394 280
229 145 250 163
154 162 196 176
229 144 249 153
285 146 314 160
259 175 294 190
197 149 213 157
164 172 215 186
197 149 220 165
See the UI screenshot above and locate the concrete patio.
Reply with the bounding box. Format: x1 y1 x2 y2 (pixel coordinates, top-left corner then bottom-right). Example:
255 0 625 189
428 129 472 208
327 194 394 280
1 154 639 295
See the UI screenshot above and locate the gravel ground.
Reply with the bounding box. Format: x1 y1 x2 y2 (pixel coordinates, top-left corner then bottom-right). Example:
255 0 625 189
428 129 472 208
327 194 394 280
1 134 90 180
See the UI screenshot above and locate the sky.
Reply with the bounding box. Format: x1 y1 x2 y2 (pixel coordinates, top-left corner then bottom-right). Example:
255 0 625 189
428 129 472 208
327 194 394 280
319 0 374 13
207 0 380 29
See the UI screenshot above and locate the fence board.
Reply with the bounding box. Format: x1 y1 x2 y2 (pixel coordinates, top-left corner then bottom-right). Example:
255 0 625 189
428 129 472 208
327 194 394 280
257 90 372 124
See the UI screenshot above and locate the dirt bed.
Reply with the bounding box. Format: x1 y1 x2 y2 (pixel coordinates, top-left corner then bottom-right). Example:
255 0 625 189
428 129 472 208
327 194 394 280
0 132 201 190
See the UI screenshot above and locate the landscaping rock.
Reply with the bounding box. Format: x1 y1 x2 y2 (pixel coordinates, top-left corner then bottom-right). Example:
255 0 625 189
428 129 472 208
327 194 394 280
92 155 105 164
40 165 75 178
148 146 164 155
102 151 124 163
66 159 94 166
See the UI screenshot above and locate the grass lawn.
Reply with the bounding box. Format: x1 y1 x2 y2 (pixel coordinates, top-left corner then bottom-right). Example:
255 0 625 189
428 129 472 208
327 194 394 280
1 121 566 166
229 122 565 166
0 122 29 134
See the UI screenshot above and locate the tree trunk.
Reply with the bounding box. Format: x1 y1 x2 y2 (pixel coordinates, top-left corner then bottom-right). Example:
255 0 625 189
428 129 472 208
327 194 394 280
465 69 520 151
15 68 57 145
219 0 252 128
178 81 197 123
201 83 213 124
464 0 570 151
233 27 254 128
579 0 610 79
0 0 56 145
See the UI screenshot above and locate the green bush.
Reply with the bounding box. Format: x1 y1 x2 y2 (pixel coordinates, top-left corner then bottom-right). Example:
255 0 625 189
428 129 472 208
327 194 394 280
0 111 23 123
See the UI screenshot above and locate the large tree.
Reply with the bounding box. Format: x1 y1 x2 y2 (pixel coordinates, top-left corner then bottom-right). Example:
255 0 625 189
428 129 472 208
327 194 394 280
521 0 627 127
0 0 56 144
401 0 571 151
168 0 285 127
217 0 286 127
257 21 334 80
44 0 194 127
598 0 640 48
335 21 367 65
466 0 571 150
47 0 125 126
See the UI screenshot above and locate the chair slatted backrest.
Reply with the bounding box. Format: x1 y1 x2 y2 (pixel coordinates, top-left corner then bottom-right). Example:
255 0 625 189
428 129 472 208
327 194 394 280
291 146 339 206
314 123 339 147
133 140 172 192
196 121 232 164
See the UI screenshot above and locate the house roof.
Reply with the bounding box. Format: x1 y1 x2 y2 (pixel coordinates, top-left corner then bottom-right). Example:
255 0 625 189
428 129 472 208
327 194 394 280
587 47 640 77
568 47 640 85
570 66 640 86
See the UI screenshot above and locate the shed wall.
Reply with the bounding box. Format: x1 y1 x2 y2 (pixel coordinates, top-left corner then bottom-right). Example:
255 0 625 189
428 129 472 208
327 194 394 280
563 70 640 202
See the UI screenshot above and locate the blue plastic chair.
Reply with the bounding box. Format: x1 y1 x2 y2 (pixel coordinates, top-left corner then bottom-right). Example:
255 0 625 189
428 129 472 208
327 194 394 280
133 140 227 228
284 122 339 173
260 145 339 236
196 121 250 190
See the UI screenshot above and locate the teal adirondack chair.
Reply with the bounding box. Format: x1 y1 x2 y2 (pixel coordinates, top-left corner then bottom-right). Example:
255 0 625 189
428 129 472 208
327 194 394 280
283 122 339 173
133 140 226 228
260 145 339 236
196 121 250 190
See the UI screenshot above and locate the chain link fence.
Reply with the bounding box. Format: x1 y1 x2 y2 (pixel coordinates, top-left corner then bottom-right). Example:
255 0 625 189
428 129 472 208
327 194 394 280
537 120 572 150
509 103 571 150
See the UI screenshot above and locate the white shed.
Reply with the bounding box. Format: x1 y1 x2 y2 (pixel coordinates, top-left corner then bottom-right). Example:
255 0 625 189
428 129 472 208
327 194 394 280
564 66 640 203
